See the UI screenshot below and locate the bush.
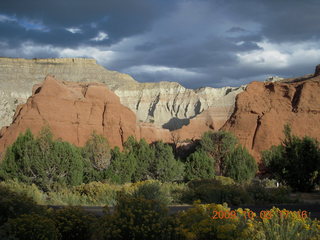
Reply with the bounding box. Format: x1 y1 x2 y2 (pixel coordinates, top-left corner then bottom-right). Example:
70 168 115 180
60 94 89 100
177 202 252 240
74 181 120 206
254 207 320 240
192 183 252 206
94 195 179 240
246 182 292 204
0 185 43 226
0 179 45 204
0 214 59 240
263 125 320 192
187 176 235 189
131 180 171 205
50 206 96 240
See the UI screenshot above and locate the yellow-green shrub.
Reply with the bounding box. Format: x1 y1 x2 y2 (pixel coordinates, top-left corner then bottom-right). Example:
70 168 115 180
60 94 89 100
254 207 320 240
94 194 180 240
50 206 97 240
177 202 253 240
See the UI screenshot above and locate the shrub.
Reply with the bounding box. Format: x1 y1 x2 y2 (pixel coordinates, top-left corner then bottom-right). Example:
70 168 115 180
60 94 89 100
94 195 179 240
263 125 320 192
192 183 252 206
187 176 235 189
0 214 59 240
50 207 96 240
74 181 120 206
131 180 171 205
0 185 43 226
0 179 45 204
255 207 320 240
177 202 252 240
246 182 292 204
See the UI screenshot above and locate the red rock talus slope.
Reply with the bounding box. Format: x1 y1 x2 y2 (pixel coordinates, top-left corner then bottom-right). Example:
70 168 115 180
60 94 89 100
222 75 320 161
0 76 170 155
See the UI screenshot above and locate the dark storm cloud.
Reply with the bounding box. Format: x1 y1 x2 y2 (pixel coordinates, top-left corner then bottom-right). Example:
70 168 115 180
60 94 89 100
0 0 319 88
0 0 177 46
213 0 320 42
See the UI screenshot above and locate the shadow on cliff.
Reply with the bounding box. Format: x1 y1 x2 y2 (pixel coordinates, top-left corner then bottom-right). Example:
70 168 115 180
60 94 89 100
162 118 190 131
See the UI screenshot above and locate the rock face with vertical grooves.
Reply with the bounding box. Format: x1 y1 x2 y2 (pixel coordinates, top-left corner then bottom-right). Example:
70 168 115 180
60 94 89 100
0 57 244 131
222 74 320 161
0 76 171 155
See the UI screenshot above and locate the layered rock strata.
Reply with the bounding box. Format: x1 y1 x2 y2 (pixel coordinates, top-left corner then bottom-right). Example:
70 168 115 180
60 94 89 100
0 57 244 130
0 76 170 155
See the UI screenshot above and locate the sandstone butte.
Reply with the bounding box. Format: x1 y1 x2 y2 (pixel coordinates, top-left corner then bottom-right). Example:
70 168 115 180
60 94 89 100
222 67 320 161
0 76 171 157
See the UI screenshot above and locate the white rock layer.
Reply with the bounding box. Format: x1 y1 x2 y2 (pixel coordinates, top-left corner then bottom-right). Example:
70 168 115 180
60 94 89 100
0 57 244 130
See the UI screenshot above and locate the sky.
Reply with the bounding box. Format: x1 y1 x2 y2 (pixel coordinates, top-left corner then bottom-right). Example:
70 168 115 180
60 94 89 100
0 0 320 88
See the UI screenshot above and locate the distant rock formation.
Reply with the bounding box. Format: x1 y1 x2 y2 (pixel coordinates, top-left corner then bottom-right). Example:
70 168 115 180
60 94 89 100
222 74 320 161
315 64 320 77
0 57 244 131
0 76 170 155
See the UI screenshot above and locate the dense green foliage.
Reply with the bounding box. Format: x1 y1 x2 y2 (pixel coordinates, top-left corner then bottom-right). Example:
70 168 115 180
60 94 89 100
0 185 43 226
0 128 84 190
106 137 184 183
0 178 293 207
0 214 59 240
185 131 257 182
93 194 181 240
50 207 96 240
185 149 215 180
263 125 320 192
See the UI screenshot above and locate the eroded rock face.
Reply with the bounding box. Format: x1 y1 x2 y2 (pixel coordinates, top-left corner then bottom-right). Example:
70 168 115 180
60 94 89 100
114 82 244 130
315 64 320 77
0 76 170 155
222 76 320 161
0 57 244 131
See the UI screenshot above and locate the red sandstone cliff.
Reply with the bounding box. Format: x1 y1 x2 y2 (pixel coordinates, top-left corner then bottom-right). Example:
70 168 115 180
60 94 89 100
0 76 170 155
222 74 320 161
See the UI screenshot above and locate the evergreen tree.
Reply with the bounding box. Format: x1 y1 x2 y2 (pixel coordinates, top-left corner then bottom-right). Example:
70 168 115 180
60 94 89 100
193 131 257 183
82 132 111 171
200 131 238 175
263 125 320 191
225 145 257 183
0 127 84 190
106 147 137 184
150 141 184 182
185 149 215 180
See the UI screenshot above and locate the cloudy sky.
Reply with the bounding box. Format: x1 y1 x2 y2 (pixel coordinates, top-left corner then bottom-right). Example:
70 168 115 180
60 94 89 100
1 0 320 88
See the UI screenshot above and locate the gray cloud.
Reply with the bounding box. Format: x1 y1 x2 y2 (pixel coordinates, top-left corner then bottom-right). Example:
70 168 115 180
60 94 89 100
0 0 319 88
